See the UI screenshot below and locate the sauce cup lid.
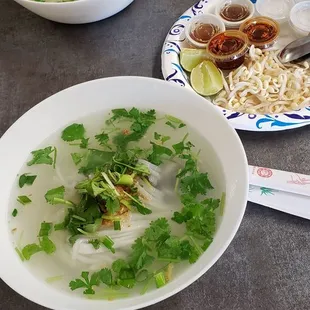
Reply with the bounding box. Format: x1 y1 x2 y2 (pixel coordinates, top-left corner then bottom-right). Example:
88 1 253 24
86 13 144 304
256 0 291 22
290 1 310 33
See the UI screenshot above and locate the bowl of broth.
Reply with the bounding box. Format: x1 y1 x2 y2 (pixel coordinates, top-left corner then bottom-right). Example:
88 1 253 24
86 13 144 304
13 0 134 24
0 76 248 310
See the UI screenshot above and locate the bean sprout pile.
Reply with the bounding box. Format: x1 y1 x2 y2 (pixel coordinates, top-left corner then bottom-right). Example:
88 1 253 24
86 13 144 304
214 45 310 114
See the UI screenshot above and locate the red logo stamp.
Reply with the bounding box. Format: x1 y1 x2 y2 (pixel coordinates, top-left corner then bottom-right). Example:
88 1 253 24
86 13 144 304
257 167 273 178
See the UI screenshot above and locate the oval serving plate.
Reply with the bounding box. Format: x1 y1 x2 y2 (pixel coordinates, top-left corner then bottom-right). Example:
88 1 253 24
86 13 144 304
161 0 310 131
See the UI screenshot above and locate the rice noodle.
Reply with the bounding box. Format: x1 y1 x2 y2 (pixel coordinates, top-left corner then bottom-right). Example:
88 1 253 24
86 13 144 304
214 45 310 114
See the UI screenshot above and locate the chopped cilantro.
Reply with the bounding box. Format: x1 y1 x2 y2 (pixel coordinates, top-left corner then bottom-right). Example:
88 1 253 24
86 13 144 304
147 142 173 166
44 186 74 206
17 195 31 205
27 146 56 166
95 132 111 149
108 108 156 149
122 191 152 215
154 132 171 144
80 137 89 149
89 236 115 253
172 134 194 155
61 123 85 142
69 271 100 295
112 259 129 273
106 198 120 215
180 172 213 197
165 121 176 129
71 153 84 165
78 150 114 175
165 115 186 129
12 209 18 217
18 173 37 188
21 221 56 260
98 268 113 286
129 237 154 271
154 132 161 140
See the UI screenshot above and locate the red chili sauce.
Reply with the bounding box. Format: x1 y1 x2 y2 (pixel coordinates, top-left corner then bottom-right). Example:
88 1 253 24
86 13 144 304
208 33 247 69
244 22 277 43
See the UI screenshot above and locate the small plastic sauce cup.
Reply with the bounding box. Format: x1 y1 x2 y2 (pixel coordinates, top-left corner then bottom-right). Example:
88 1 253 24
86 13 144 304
289 1 310 37
207 30 249 70
215 0 255 29
185 14 226 49
239 17 279 49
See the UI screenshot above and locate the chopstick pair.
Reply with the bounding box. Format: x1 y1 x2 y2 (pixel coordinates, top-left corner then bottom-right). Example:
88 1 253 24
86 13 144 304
248 165 310 220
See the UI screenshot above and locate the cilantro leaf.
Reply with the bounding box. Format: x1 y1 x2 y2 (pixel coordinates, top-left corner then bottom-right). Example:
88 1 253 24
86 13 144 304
118 268 136 289
71 153 84 165
144 218 170 242
180 172 213 197
39 236 56 254
45 186 67 205
185 205 217 239
165 115 184 125
157 236 181 260
129 237 154 271
22 244 42 260
111 108 156 149
27 146 55 166
61 123 85 142
177 155 197 178
106 108 130 124
83 218 102 233
12 209 18 217
80 137 89 149
112 259 130 273
154 132 161 140
154 132 170 144
106 198 120 215
147 142 173 166
18 173 37 188
172 134 194 155
180 240 199 263
165 121 176 129
17 195 31 205
69 271 99 295
78 150 114 175
98 268 113 286
95 132 111 148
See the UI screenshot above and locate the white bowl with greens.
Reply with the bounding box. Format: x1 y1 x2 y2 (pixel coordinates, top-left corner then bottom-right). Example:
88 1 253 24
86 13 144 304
14 0 134 24
0 77 248 310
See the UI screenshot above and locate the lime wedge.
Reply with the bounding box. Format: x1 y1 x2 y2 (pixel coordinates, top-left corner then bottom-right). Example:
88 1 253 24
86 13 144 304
180 48 209 72
190 60 223 96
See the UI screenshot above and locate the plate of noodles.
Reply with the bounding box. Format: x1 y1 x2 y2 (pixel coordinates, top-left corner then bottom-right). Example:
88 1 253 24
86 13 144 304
161 0 310 131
